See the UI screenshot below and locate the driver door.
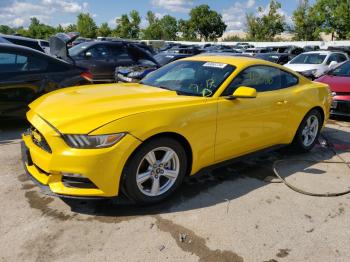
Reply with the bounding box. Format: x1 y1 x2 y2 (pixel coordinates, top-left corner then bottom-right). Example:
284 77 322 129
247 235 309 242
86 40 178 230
215 65 292 162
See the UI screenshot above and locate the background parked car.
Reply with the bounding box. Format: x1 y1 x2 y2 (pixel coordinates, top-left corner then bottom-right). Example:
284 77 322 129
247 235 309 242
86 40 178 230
255 53 292 65
284 51 349 79
153 52 194 66
315 60 350 117
50 33 157 83
0 43 92 118
37 39 50 55
0 34 45 52
243 47 270 56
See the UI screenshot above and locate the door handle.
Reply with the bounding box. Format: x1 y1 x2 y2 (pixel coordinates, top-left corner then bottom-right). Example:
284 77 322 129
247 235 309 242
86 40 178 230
277 100 288 105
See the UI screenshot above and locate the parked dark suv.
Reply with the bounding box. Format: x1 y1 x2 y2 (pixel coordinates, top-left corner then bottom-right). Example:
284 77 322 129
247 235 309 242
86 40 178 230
0 43 92 118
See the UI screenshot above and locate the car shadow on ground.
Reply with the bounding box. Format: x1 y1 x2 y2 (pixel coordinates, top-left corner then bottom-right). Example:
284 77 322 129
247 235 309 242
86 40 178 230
0 119 28 145
60 125 350 218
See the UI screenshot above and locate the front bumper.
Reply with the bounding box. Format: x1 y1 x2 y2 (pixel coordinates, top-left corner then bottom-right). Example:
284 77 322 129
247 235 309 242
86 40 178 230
331 99 350 117
22 111 142 198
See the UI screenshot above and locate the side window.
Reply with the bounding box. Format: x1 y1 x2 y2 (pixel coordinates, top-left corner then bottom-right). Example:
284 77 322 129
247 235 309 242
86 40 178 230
336 54 347 63
110 45 133 61
223 66 298 95
87 45 110 58
0 52 48 73
326 54 337 65
0 52 28 73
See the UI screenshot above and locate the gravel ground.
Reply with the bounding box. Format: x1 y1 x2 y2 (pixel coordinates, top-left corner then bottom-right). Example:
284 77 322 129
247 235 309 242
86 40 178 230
0 118 349 262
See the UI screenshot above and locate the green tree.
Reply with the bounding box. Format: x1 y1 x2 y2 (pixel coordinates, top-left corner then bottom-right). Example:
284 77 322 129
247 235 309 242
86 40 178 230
97 22 112 37
114 10 141 39
189 5 227 41
65 24 77 32
56 24 64 33
0 25 15 35
292 0 321 41
178 19 197 41
246 0 286 41
143 11 162 39
76 13 97 38
129 10 141 39
26 17 56 39
313 0 350 40
160 15 178 40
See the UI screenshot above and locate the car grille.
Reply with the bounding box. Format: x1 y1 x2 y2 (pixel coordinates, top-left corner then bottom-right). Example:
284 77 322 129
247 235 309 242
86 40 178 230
337 101 350 114
28 126 52 153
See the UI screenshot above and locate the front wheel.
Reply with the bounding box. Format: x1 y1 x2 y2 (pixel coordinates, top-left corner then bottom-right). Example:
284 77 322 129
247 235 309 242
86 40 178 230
291 109 322 152
123 138 187 204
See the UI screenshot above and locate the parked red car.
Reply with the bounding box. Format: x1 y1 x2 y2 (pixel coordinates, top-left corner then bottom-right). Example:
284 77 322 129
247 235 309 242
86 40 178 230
315 60 350 117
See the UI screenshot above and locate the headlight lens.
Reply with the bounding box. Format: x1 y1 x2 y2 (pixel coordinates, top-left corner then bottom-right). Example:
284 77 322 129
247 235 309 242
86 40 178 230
63 133 126 149
128 71 143 78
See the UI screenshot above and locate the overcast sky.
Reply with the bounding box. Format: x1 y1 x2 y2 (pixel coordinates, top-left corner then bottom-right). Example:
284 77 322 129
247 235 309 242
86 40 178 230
0 0 305 32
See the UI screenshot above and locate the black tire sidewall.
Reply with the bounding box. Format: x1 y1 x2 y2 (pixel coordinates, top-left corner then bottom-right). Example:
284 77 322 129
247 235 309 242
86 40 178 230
293 109 322 152
123 137 187 204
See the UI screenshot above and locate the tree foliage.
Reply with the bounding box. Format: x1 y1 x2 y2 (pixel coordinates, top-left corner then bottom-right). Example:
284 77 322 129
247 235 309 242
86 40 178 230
97 22 112 37
114 10 141 39
292 0 321 40
189 5 226 41
246 0 286 41
76 13 97 38
312 0 350 40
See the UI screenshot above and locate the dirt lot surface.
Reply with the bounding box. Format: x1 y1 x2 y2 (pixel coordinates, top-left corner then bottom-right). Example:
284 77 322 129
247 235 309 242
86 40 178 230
1 118 350 262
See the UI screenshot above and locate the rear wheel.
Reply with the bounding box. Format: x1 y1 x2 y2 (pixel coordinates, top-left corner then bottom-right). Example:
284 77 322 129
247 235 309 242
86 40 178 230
123 138 187 204
291 109 322 152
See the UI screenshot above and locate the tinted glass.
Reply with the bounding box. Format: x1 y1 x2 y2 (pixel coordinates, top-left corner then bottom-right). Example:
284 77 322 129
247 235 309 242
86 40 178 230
141 60 235 97
223 66 298 95
87 45 109 58
0 53 47 73
290 53 327 64
110 45 133 60
329 60 350 76
0 53 27 73
68 43 91 56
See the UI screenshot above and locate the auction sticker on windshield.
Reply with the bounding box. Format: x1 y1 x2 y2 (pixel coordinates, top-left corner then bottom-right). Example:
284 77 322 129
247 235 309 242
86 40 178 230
203 62 228 69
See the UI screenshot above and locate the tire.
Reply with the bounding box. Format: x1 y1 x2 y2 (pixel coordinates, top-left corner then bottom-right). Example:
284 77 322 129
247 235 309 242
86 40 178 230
291 109 322 152
123 137 187 205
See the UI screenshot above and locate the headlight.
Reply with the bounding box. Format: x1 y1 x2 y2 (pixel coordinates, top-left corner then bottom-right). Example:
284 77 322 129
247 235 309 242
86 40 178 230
63 133 126 149
302 69 317 76
128 71 143 78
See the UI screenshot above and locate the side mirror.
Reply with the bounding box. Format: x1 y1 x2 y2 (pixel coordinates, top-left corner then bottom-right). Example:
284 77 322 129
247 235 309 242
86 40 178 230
329 61 337 68
226 86 257 100
85 51 92 58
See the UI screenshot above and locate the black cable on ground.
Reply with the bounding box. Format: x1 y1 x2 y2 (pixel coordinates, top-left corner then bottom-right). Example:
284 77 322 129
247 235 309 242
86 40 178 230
272 134 350 197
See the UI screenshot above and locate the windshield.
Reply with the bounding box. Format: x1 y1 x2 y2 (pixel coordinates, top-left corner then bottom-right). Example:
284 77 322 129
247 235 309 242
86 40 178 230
68 43 91 56
329 61 350 77
290 53 327 64
140 60 235 97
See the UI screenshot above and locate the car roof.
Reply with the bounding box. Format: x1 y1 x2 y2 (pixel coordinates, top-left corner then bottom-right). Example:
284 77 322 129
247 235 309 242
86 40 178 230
0 43 71 64
303 50 344 55
0 34 38 43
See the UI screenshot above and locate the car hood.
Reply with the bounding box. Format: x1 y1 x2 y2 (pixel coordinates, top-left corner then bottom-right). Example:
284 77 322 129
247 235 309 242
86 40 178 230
284 64 322 72
315 75 350 93
29 83 202 134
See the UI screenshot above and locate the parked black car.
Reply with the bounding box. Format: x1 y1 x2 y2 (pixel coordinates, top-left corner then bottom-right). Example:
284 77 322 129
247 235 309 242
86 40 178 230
0 34 45 52
270 45 304 56
50 33 158 83
153 52 193 66
0 43 92 118
255 53 292 65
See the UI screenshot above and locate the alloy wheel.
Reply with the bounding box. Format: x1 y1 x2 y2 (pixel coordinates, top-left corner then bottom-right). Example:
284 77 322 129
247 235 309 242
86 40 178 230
136 147 180 197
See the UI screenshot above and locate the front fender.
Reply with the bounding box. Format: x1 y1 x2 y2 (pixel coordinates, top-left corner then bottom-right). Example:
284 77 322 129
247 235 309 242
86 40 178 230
90 101 218 175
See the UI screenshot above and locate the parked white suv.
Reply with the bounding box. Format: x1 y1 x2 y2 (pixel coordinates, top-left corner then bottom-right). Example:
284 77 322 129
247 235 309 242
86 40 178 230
284 51 349 79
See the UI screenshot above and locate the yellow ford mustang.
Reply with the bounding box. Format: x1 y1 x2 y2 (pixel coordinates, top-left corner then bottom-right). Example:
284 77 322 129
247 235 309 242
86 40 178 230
22 56 331 204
